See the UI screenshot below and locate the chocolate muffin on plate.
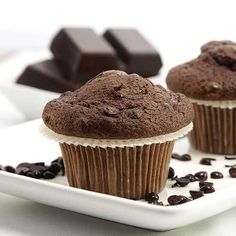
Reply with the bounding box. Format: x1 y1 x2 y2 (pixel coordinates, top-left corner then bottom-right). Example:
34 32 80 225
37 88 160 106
167 40 236 154
41 70 193 199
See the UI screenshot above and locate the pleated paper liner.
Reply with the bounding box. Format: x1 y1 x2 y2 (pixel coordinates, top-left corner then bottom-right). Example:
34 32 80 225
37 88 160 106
189 99 236 154
40 123 193 199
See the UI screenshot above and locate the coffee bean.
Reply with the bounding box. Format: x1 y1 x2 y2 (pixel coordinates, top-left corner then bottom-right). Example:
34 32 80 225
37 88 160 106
172 177 190 188
190 190 204 200
168 167 175 179
199 181 214 188
52 157 65 176
32 162 45 166
225 156 236 160
172 153 191 161
195 171 208 181
26 172 35 178
229 167 236 178
200 185 215 194
225 164 236 168
32 169 43 179
145 192 159 203
4 166 16 173
16 167 30 176
200 158 216 166
42 171 55 179
167 195 190 205
171 175 178 180
47 163 62 175
211 171 223 179
184 174 196 182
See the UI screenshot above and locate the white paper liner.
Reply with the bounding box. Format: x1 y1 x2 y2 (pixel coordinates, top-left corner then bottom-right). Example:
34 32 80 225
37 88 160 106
40 122 193 148
190 98 236 109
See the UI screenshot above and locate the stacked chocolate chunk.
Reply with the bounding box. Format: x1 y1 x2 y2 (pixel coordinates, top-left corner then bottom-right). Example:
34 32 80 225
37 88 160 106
16 28 162 93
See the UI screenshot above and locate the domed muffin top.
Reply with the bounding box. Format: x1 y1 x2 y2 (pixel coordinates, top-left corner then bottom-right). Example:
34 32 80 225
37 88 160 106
166 40 236 100
43 70 193 139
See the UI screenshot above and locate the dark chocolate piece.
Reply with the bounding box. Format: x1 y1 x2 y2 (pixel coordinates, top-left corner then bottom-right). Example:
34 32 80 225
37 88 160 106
51 28 119 82
190 190 204 200
210 171 223 179
16 60 75 93
104 29 162 77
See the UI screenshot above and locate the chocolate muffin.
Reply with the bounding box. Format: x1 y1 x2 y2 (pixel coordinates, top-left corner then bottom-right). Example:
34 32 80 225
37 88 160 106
42 70 193 199
166 40 236 154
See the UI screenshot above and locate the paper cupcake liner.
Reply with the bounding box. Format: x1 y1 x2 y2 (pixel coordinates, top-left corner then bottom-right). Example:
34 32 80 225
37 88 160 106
40 122 192 199
40 122 193 148
190 102 236 154
60 141 175 199
190 98 236 109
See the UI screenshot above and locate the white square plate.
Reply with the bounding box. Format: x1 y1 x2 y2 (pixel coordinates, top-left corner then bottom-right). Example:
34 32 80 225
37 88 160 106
0 119 235 231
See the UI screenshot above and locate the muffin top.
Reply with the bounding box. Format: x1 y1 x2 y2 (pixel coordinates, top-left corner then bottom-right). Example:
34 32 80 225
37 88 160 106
166 40 236 100
42 70 193 139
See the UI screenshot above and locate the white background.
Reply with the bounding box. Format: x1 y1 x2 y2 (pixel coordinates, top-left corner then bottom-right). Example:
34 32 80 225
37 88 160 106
0 0 235 235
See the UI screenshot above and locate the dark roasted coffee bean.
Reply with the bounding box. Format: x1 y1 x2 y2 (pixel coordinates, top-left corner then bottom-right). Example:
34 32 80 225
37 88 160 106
225 156 236 160
190 190 204 200
195 171 208 181
184 174 196 182
42 171 55 179
156 201 164 206
172 178 190 188
225 164 236 168
168 167 175 179
52 157 65 176
200 158 216 166
171 175 178 181
32 162 45 166
4 166 16 173
145 192 159 203
167 195 190 205
51 157 61 163
229 167 236 178
199 181 214 188
32 170 43 179
16 167 30 176
211 171 223 179
48 163 62 175
200 185 215 194
26 172 35 178
172 153 191 161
